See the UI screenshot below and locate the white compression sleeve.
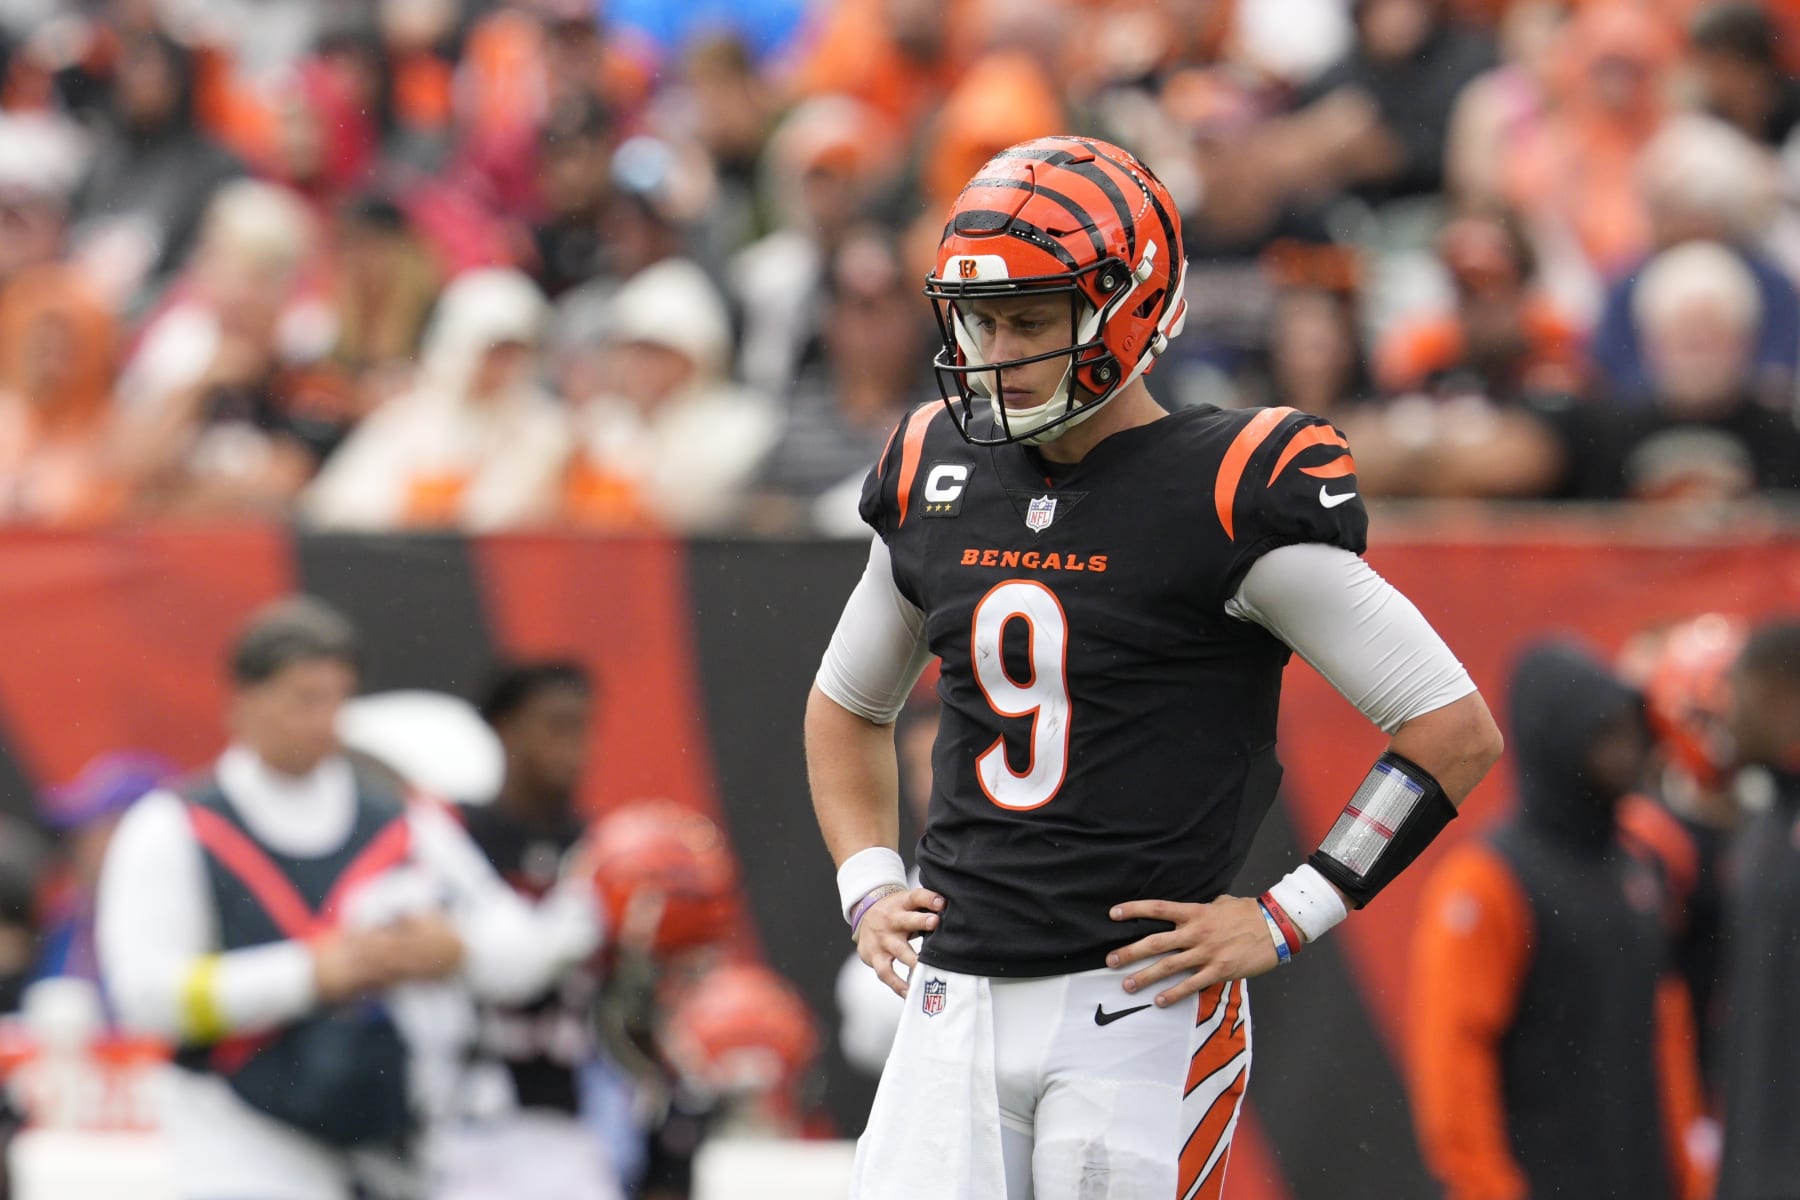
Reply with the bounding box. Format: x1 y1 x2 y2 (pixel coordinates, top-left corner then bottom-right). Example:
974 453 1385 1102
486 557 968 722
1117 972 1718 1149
1226 543 1475 734
815 537 935 724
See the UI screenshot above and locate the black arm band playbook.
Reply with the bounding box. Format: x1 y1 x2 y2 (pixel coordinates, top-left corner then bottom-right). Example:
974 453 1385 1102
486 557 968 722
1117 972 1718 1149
1307 750 1456 909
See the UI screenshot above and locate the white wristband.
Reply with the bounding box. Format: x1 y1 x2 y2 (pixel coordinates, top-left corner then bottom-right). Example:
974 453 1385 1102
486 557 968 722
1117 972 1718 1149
837 846 908 924
1266 864 1349 943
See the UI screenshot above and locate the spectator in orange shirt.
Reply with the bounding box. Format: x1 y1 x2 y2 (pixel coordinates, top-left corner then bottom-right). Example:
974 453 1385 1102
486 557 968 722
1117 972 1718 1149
1375 209 1583 405
0 265 124 524
790 0 974 137
916 50 1066 217
1410 641 1710 1200
1499 2 1680 280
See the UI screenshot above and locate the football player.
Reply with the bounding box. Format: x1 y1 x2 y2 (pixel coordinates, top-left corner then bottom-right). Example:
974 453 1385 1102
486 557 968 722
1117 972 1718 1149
445 662 621 1200
806 136 1504 1200
1619 614 1748 1090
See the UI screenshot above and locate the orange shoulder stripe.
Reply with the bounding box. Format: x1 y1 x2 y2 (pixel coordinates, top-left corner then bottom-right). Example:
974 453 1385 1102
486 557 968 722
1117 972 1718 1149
1214 406 1293 541
895 403 945 527
1269 423 1351 485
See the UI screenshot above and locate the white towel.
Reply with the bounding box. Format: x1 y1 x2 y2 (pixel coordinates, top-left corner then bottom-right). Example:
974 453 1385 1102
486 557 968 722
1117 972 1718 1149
850 967 1008 1199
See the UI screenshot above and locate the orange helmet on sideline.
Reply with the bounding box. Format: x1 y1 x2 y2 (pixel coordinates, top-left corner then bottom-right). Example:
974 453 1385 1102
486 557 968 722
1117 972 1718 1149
1644 613 1747 788
588 801 739 954
659 963 819 1102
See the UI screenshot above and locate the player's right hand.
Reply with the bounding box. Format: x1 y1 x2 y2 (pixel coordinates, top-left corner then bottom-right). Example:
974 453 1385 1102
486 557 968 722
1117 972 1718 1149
855 887 944 999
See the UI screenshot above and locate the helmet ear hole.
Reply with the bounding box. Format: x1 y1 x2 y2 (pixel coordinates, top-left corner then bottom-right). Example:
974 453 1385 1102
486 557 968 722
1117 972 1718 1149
1132 287 1165 321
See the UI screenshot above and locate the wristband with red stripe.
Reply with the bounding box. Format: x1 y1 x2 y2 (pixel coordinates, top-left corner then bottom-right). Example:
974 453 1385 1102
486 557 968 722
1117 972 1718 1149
1258 891 1304 955
1257 900 1292 965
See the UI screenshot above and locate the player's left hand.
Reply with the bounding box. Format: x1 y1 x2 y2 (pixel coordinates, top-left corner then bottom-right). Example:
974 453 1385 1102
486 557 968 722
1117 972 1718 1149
1106 896 1280 1008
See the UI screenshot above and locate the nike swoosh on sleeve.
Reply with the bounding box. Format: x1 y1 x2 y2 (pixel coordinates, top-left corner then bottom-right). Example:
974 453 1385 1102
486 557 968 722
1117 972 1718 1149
1319 486 1358 508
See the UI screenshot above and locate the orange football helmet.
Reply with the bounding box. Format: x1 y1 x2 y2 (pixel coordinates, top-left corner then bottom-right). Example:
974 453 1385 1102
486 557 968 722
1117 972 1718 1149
925 135 1189 446
1644 613 1747 787
659 963 819 1102
588 801 739 954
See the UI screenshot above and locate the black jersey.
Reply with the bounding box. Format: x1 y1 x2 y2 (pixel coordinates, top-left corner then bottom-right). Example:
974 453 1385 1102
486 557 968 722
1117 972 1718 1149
458 802 595 1114
860 402 1367 976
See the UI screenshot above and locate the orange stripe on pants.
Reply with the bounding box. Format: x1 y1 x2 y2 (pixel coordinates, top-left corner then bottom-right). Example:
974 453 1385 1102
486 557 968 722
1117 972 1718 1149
1178 980 1252 1200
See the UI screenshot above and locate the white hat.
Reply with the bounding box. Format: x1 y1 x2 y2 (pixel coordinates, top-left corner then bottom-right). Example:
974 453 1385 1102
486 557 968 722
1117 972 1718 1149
604 257 733 381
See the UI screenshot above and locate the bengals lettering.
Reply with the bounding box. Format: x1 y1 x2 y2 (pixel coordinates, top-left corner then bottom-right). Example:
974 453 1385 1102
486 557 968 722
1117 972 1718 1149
959 548 1108 573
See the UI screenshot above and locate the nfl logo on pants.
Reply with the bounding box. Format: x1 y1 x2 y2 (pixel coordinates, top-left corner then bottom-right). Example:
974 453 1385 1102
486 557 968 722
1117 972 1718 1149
921 977 947 1016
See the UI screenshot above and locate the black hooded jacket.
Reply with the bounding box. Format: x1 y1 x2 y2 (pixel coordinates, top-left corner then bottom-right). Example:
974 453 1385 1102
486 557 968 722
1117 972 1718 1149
1508 641 1644 852
1485 642 1676 1200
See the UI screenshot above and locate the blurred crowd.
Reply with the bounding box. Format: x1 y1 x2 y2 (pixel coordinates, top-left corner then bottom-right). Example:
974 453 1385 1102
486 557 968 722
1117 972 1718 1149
0 0 1798 536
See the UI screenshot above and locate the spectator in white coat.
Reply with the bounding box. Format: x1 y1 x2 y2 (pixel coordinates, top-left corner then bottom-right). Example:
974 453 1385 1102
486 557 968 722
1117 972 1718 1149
562 257 778 532
302 269 570 530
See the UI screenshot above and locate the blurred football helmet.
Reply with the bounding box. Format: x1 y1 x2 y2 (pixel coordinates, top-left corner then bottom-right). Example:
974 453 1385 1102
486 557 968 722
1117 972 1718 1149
659 963 819 1102
924 135 1189 446
588 801 738 954
1644 613 1746 788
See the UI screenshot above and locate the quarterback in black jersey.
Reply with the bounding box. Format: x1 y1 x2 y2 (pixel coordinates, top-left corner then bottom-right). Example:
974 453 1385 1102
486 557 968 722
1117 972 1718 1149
807 137 1503 1200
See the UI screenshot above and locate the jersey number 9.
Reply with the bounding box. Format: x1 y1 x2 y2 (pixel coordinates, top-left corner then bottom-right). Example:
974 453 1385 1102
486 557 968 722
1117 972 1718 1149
971 580 1072 810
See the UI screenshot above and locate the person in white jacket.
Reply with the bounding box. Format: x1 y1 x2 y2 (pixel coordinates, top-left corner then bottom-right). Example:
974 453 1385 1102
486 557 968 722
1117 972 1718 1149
96 596 599 1200
563 256 779 532
302 268 570 531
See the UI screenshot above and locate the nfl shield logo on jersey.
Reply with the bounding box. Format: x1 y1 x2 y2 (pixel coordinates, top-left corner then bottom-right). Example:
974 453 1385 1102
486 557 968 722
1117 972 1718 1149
921 977 947 1016
1026 495 1057 532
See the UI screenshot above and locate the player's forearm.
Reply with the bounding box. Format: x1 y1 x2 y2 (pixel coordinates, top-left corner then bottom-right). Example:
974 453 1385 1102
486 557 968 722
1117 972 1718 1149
805 683 902 866
1257 692 1503 941
1388 691 1505 807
